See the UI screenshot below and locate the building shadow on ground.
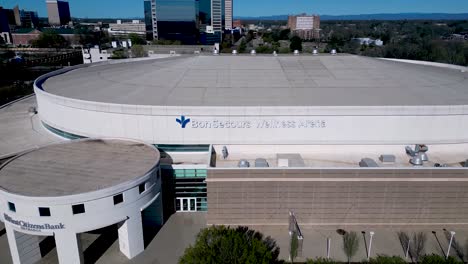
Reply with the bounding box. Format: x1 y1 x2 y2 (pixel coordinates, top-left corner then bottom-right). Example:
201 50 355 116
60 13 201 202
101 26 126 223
83 225 119 264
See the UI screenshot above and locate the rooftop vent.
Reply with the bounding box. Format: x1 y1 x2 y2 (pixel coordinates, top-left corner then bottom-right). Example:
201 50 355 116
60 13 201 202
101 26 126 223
405 146 416 157
359 158 379 167
255 158 269 167
410 154 424 166
379 154 395 163
238 159 250 168
222 146 228 159
313 49 318 55
419 152 429 161
250 50 256 55
414 144 428 153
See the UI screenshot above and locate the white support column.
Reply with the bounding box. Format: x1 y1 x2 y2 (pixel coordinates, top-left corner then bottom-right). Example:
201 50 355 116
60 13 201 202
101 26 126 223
55 232 84 264
118 212 144 259
5 225 42 264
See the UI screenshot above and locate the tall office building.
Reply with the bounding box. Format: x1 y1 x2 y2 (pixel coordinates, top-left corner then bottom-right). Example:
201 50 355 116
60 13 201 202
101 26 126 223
46 0 71 26
211 0 222 32
144 0 199 44
287 14 320 40
144 0 158 40
224 0 232 30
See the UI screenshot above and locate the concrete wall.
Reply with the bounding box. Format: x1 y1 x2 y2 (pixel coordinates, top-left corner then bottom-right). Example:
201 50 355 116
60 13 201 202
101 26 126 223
207 168 468 227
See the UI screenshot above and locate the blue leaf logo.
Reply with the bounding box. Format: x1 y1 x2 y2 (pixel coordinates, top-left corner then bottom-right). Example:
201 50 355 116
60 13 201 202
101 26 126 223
176 115 191 128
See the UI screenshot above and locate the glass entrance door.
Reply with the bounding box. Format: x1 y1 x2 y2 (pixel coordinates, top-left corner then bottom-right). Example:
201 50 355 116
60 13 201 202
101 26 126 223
176 198 197 212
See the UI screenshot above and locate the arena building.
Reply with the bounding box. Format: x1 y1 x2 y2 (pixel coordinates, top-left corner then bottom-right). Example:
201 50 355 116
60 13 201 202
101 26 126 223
2 54 468 262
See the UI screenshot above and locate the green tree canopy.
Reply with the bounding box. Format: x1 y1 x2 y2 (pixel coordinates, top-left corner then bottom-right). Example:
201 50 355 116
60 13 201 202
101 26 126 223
128 33 146 45
179 225 280 264
290 36 303 52
31 31 69 49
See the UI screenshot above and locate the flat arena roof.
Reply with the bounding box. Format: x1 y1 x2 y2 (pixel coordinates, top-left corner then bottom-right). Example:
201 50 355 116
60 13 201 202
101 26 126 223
0 139 159 197
41 55 468 107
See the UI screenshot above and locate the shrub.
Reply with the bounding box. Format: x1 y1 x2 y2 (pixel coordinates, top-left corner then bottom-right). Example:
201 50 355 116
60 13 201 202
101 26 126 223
179 225 280 264
420 254 463 264
306 257 339 264
368 255 406 264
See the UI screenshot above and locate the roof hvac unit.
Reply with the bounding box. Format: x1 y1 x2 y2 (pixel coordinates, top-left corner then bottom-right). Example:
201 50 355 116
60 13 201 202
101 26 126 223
238 159 250 168
359 158 379 167
255 158 269 167
379 154 395 163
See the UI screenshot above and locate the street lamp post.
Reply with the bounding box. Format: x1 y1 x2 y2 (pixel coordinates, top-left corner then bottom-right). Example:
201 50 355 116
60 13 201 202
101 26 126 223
446 231 456 259
367 231 375 260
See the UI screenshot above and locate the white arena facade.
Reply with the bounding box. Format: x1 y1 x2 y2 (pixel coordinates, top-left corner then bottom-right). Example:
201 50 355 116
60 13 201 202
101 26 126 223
3 54 468 263
34 55 468 145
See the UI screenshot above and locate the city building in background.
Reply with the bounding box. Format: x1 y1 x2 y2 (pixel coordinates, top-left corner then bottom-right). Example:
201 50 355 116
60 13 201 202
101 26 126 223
287 13 320 40
144 0 158 40
143 0 199 44
0 7 11 44
211 0 222 32
46 0 71 26
233 19 242 28
0 5 39 30
224 0 232 29
108 20 146 38
144 0 227 44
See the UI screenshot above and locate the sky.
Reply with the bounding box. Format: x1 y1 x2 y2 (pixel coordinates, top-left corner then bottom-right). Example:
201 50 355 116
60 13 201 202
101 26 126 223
1 0 468 18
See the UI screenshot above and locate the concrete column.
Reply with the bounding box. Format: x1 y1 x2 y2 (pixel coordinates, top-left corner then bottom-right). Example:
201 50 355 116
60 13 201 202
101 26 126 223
118 213 144 259
5 225 42 264
55 232 84 264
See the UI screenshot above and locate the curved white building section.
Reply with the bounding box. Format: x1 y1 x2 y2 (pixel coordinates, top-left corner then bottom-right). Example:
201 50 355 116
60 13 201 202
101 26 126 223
34 55 468 145
0 139 162 263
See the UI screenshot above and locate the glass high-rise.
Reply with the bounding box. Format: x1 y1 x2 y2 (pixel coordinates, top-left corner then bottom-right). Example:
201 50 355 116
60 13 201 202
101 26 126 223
144 0 199 44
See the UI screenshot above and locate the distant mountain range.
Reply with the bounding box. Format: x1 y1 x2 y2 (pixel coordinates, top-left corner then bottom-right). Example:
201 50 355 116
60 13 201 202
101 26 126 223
235 13 468 21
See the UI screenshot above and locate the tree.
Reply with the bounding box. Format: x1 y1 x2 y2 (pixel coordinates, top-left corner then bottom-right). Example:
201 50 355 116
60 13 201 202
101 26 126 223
342 231 359 264
0 35 5 45
238 39 247 53
179 225 280 264
290 231 299 263
290 36 302 52
128 33 146 45
411 232 427 263
131 44 146 58
31 31 69 49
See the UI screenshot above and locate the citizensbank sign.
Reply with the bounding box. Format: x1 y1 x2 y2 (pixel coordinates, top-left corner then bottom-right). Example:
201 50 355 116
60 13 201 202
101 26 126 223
177 116 327 129
4 214 65 232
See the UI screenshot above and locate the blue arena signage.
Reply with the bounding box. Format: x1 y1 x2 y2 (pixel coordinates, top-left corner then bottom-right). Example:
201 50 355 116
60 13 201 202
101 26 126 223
177 116 327 129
